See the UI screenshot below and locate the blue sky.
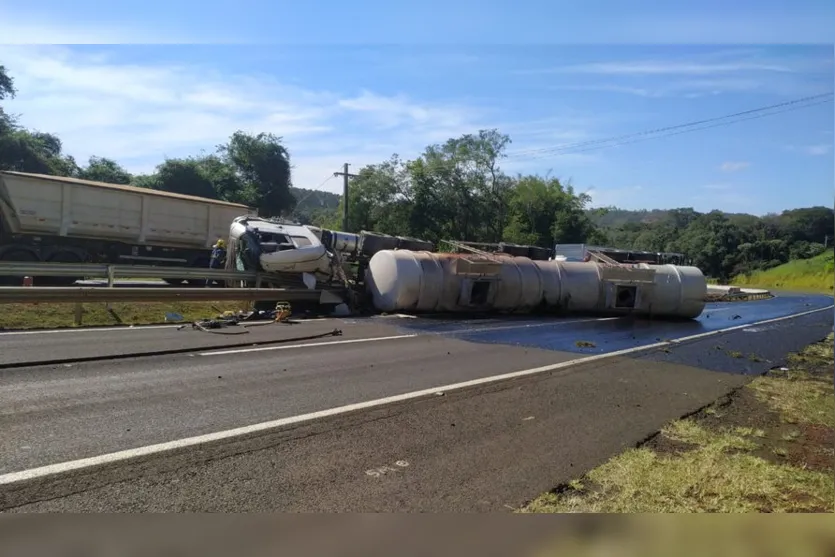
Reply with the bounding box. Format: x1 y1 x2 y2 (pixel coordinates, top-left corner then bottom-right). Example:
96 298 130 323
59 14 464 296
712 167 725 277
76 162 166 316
0 2 833 214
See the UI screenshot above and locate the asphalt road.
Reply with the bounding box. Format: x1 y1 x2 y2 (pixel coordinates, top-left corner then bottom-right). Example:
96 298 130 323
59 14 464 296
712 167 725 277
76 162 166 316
1 291 829 367
0 318 390 366
0 293 832 511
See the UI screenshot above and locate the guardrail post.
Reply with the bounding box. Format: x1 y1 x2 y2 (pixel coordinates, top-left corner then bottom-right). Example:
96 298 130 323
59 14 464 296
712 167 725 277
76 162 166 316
107 266 115 288
74 302 83 326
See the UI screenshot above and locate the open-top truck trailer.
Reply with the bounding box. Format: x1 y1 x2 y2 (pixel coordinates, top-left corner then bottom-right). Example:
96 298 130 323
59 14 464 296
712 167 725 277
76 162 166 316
0 171 256 285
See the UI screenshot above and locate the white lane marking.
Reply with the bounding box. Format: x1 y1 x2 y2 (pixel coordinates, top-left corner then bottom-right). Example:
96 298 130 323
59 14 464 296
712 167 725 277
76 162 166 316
449 316 620 335
0 319 330 337
0 324 182 336
199 334 419 356
0 303 830 486
199 317 617 355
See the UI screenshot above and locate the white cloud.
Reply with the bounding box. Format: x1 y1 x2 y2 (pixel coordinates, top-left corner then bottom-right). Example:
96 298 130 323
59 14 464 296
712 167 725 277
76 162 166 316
805 144 832 156
0 45 489 193
538 61 794 76
586 185 644 207
784 144 833 156
0 17 202 44
720 161 751 172
536 50 832 98
551 78 769 98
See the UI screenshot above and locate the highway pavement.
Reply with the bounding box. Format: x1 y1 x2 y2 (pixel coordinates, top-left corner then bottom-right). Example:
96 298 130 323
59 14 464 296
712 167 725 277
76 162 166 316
0 318 394 366
0 292 832 511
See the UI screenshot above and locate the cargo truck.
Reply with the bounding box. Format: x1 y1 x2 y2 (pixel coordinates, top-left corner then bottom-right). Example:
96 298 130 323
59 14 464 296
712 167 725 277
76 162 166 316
0 171 256 285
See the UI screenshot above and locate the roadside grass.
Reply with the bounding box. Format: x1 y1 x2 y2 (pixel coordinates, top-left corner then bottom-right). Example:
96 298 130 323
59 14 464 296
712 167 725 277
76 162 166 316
522 333 835 513
734 250 835 294
0 301 249 330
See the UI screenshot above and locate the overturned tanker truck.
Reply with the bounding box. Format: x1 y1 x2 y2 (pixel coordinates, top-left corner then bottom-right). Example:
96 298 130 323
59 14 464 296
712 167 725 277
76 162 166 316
226 216 707 319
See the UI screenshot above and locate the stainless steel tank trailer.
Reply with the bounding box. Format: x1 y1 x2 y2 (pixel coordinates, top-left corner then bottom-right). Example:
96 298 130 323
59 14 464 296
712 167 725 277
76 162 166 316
226 216 707 319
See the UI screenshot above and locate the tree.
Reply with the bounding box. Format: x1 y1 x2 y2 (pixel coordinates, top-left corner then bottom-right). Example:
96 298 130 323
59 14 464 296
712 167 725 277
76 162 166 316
0 128 79 175
401 129 514 242
193 154 246 204
779 207 834 245
0 65 16 135
151 158 220 199
329 155 414 234
78 156 132 184
219 131 296 217
0 67 79 175
0 65 14 101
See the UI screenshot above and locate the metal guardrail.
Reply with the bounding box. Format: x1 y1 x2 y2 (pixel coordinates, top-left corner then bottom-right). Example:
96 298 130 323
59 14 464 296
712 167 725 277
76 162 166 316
0 261 261 285
0 286 332 304
0 285 346 326
705 284 773 302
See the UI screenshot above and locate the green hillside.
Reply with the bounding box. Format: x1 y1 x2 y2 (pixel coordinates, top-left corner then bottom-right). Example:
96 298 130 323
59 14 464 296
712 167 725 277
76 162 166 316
734 250 835 294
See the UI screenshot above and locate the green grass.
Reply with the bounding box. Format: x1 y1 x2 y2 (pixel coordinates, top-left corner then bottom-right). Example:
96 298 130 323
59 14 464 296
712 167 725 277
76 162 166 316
522 334 835 514
734 250 835 294
749 337 835 428
0 301 250 330
523 419 833 513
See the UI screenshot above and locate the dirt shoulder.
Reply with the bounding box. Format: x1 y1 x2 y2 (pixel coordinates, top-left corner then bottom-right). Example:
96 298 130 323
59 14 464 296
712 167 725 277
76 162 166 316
523 333 834 513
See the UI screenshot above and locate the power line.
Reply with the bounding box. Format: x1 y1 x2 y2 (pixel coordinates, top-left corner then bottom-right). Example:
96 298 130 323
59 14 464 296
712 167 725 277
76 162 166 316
295 173 337 206
505 92 834 160
312 173 337 190
515 96 834 162
292 92 832 201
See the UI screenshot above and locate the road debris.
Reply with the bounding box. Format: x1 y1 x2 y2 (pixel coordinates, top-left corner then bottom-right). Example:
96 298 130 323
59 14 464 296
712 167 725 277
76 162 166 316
178 302 303 335
175 301 345 341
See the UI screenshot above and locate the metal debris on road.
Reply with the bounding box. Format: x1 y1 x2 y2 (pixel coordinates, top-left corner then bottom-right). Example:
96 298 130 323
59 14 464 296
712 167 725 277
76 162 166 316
175 301 345 341
177 301 303 335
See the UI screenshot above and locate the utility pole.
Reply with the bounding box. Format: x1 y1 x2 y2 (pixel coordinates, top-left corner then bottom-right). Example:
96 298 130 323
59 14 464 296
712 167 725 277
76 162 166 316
334 163 358 231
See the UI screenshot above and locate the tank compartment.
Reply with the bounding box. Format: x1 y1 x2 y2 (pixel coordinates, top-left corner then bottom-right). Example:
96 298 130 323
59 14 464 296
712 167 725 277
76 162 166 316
364 250 706 319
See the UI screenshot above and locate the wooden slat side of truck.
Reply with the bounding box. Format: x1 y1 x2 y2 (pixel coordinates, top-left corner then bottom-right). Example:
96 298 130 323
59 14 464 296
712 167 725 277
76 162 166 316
0 171 256 285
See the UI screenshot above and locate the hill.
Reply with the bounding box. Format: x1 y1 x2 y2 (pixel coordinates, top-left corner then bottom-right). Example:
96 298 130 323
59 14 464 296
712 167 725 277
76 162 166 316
589 207 762 228
590 208 672 227
734 250 835 294
290 187 340 224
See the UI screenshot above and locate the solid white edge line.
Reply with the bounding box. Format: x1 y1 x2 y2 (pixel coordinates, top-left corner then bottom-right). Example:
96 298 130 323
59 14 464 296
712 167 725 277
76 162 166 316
0 324 182 336
0 304 831 486
200 334 419 356
449 316 619 335
0 319 331 337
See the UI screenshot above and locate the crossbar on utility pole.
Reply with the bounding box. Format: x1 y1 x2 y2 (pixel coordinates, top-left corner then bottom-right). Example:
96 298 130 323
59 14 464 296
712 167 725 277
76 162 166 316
334 163 359 231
